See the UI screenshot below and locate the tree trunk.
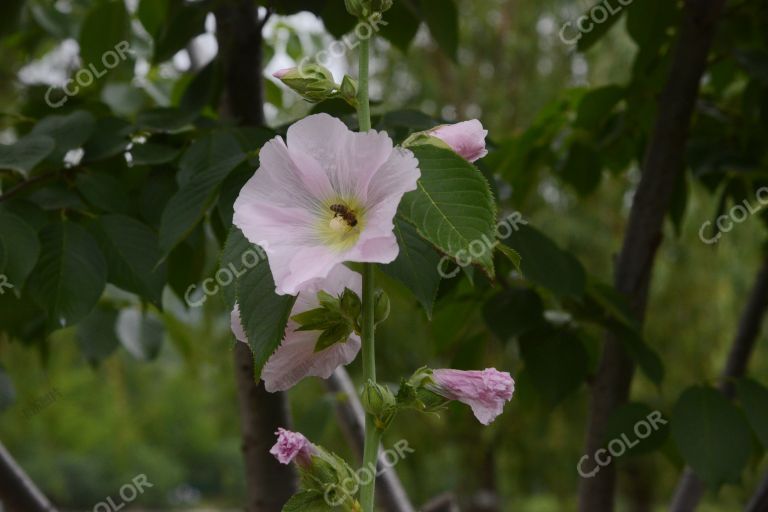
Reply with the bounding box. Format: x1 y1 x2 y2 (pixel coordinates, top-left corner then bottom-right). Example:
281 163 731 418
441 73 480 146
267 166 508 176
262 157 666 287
327 368 416 512
233 343 297 511
577 1 727 510
0 441 57 512
216 3 297 510
669 254 768 512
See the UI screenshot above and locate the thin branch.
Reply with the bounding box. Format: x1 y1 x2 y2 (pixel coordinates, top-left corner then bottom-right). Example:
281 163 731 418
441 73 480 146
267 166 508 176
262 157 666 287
670 254 768 511
746 472 768 512
0 441 57 512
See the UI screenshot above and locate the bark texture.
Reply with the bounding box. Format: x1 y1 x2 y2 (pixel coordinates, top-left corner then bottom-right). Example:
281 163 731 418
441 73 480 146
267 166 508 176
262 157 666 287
0 441 57 512
577 1 727 510
216 3 297 510
670 254 768 512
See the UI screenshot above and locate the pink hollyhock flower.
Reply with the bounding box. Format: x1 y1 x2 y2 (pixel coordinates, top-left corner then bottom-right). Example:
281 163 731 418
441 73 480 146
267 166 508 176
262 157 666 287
430 120 488 162
430 368 514 425
231 265 362 392
270 428 315 466
233 113 420 296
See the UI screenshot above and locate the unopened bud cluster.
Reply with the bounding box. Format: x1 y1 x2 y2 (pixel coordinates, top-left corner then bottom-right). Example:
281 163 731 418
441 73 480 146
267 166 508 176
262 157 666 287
345 0 393 19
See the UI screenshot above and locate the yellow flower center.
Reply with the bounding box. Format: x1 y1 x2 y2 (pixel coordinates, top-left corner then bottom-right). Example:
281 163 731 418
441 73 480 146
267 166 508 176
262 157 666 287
318 199 364 250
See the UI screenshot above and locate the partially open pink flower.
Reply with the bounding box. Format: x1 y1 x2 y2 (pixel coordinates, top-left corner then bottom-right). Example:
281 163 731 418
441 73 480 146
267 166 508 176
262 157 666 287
430 120 488 162
233 113 420 296
270 428 315 466
231 265 362 392
430 368 514 425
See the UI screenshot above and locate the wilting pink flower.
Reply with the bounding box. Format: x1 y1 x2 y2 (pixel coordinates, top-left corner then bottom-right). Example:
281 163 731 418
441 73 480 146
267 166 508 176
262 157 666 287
430 120 488 162
231 265 362 392
430 368 514 425
233 113 420 296
270 428 315 466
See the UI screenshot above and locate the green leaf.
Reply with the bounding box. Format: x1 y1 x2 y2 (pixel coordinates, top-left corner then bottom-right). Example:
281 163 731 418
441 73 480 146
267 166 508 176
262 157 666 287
483 288 545 341
117 309 164 361
76 305 120 364
75 173 133 214
672 386 753 487
381 217 442 318
130 143 180 165
159 133 246 254
574 85 625 130
167 225 206 302
219 226 265 309
29 111 96 162
401 145 497 277
519 329 589 407
282 491 335 512
136 108 197 133
503 224 586 297
83 117 132 162
152 0 207 63
315 323 354 352
27 222 107 328
379 1 421 52
626 0 676 50
180 61 222 113
78 0 129 69
0 212 40 288
0 364 15 413
234 227 296 379
560 141 602 196
0 135 55 176
736 378 768 449
604 403 669 456
177 131 245 186
420 0 459 60
575 1 628 52
137 0 168 36
92 215 167 307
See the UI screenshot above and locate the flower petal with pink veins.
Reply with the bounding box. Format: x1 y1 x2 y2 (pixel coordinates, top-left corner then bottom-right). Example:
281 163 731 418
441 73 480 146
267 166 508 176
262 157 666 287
230 265 363 392
233 113 420 296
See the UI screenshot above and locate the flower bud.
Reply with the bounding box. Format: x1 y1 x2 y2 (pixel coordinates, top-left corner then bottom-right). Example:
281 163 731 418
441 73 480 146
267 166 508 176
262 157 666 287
340 287 362 321
403 120 489 163
361 380 397 431
273 64 339 104
374 290 390 325
339 75 359 108
345 0 393 19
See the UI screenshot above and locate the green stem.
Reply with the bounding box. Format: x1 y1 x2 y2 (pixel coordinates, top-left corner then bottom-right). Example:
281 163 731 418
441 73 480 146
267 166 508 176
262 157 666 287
357 34 379 512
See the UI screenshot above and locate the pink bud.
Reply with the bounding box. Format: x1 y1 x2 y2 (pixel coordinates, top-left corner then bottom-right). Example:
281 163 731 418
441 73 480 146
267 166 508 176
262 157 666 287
430 120 488 162
269 428 315 466
272 68 293 79
431 368 514 425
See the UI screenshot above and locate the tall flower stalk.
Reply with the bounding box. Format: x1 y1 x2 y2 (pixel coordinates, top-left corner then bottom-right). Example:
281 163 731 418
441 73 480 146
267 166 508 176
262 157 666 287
356 34 380 512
